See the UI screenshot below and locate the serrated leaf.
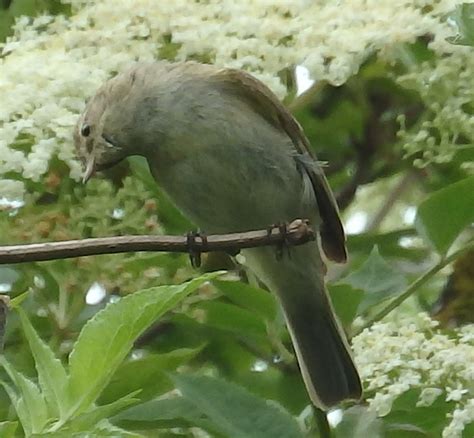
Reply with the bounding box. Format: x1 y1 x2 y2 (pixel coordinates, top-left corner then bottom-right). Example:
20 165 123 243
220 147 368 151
0 382 26 430
415 176 474 254
113 396 214 432
172 374 303 438
328 283 364 326
385 389 450 436
347 228 427 260
0 358 48 435
66 273 222 417
55 391 140 434
0 421 17 438
214 279 277 321
341 247 407 312
194 300 267 339
18 308 68 419
100 347 203 404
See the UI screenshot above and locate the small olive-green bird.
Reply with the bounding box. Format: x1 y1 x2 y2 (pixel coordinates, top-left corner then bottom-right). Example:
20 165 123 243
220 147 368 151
74 61 362 409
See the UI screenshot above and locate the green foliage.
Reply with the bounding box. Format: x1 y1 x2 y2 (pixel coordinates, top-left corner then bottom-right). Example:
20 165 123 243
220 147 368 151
116 374 303 438
171 374 303 438
415 176 474 255
0 422 18 438
341 246 407 312
0 273 220 436
0 2 473 437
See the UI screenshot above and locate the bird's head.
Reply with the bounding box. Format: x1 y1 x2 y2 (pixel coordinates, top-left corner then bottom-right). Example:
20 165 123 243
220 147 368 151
74 70 138 182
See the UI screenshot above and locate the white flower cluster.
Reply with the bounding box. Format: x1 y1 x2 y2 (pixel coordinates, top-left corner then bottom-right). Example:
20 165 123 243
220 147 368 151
353 313 474 437
0 0 465 199
397 43 474 171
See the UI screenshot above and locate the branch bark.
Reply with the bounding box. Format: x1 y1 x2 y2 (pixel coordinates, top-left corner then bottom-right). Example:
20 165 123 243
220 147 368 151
0 219 315 264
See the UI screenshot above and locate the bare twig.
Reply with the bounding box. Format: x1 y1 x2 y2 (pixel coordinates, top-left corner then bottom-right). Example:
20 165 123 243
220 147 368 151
0 219 315 265
313 406 332 438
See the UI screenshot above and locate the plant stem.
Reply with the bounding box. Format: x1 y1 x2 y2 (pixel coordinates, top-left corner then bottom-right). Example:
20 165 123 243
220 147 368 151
313 406 332 438
353 241 474 337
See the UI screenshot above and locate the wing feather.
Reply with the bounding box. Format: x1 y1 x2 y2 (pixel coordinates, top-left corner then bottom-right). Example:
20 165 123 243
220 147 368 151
212 68 347 262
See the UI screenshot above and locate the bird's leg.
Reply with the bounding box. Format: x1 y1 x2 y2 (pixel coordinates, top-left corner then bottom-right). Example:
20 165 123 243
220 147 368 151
186 230 208 268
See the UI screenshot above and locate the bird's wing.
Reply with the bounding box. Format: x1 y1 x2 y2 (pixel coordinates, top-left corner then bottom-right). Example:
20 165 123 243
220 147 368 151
212 68 347 262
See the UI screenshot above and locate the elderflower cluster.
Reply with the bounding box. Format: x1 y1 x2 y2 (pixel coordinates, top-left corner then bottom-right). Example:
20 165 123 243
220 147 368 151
397 45 474 171
0 0 467 199
353 313 474 438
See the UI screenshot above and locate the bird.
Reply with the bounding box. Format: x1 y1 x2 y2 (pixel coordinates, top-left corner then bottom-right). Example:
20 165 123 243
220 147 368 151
74 61 362 410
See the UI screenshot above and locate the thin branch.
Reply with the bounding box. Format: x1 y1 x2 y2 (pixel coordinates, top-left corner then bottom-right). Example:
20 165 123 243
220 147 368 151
353 241 474 337
365 171 417 232
0 219 315 265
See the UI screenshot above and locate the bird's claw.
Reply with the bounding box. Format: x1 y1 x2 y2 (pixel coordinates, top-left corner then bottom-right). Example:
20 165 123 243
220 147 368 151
267 222 292 261
186 230 208 268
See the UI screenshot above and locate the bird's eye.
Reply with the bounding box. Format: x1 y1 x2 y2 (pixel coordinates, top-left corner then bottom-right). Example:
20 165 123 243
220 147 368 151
81 124 91 137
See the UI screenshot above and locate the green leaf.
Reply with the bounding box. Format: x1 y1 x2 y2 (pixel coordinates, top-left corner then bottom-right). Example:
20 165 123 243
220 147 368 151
328 284 364 327
0 382 25 430
194 301 268 339
335 406 384 438
172 374 303 438
113 396 213 431
347 228 427 260
100 347 203 405
0 358 48 435
8 0 37 17
0 421 18 438
385 389 450 437
214 279 277 321
415 176 474 254
0 11 14 43
18 308 68 419
340 247 407 312
447 3 474 46
66 272 222 417
56 391 140 434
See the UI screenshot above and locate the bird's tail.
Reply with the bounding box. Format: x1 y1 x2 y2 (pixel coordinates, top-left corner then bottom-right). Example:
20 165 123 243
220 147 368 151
244 245 362 410
277 279 362 409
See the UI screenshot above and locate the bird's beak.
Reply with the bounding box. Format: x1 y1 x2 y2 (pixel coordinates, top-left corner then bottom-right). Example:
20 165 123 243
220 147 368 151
82 155 96 184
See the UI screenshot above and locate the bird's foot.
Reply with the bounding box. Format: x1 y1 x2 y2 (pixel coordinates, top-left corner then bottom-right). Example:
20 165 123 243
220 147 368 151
267 222 292 261
186 230 208 268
